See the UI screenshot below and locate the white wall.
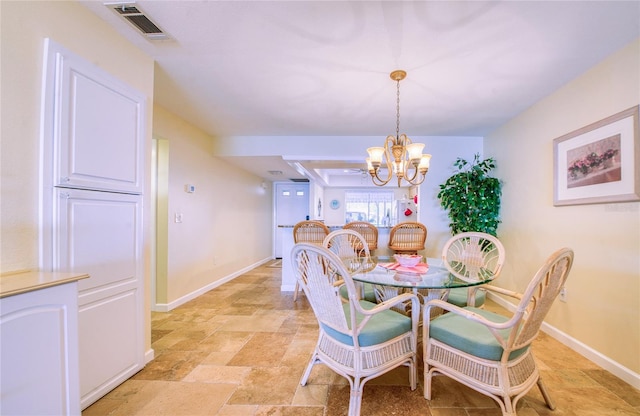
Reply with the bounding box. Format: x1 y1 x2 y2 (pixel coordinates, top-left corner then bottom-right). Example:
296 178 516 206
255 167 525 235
486 38 640 381
310 181 324 221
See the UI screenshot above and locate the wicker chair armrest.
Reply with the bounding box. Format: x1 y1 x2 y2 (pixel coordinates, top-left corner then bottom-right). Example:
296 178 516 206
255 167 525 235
350 292 420 337
483 285 523 301
356 292 420 323
423 299 516 331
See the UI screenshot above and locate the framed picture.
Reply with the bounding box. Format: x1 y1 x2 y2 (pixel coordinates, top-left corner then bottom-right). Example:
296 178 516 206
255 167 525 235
553 105 639 206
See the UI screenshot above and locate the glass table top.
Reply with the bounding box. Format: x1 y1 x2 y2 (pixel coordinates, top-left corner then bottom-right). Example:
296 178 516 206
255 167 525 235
348 256 496 290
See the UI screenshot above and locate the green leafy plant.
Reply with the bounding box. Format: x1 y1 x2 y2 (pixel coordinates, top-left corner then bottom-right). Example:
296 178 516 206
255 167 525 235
437 154 502 236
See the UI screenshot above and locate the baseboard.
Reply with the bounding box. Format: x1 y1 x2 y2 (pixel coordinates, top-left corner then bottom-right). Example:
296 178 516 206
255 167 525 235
487 292 640 389
153 257 272 312
144 348 154 364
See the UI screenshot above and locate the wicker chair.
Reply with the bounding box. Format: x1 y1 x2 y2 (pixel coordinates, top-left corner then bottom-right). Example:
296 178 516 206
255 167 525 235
388 222 427 255
323 229 371 264
423 247 574 416
292 220 330 301
343 221 378 252
323 229 376 303
442 232 506 308
292 243 420 416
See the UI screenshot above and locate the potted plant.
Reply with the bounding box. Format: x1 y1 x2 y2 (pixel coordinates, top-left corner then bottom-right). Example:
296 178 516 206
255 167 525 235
437 154 502 236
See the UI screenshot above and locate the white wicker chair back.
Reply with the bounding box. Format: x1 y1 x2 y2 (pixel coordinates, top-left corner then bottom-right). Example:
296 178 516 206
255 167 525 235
442 232 506 282
323 229 371 263
511 247 574 348
292 243 353 333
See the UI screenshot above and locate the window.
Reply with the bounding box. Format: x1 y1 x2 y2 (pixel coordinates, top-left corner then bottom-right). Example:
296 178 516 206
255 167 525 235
344 190 394 226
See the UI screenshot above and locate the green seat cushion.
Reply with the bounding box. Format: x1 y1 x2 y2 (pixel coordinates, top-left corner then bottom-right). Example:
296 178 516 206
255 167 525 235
339 283 377 303
322 300 412 347
429 307 528 361
446 287 486 307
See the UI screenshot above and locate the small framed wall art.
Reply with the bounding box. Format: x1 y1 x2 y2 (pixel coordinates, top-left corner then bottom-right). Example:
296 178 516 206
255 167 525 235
553 105 639 206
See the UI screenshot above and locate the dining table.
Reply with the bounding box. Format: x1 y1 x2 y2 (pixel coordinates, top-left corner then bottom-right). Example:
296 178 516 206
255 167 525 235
346 255 498 318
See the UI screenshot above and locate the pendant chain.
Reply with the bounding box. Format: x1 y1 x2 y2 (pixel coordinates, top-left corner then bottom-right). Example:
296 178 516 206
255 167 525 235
396 79 401 140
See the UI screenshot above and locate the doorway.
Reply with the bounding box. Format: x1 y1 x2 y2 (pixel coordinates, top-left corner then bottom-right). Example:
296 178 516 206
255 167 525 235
274 182 310 258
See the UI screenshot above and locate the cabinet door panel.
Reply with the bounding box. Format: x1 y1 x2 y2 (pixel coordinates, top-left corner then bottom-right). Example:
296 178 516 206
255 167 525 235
0 283 81 416
55 189 141 293
78 289 141 408
52 40 145 193
55 188 143 409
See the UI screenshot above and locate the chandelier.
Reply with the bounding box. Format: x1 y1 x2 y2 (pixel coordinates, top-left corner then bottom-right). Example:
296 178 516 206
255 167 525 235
366 70 431 187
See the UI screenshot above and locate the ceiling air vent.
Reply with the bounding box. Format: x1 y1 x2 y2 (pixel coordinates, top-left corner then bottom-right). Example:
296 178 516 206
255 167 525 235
106 2 170 41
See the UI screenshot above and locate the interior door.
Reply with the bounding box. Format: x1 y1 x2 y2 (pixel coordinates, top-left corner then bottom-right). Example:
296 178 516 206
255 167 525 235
275 182 309 258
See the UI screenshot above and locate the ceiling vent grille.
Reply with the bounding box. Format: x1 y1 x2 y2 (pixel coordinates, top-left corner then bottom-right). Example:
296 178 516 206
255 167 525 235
106 2 170 41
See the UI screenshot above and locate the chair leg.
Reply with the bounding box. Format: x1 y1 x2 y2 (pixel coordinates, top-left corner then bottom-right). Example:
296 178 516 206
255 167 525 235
423 367 433 400
409 357 417 390
293 282 300 301
536 377 556 410
348 380 364 416
300 351 319 386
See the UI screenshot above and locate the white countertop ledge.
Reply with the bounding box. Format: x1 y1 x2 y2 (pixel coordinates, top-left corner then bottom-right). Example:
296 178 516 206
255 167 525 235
0 270 89 298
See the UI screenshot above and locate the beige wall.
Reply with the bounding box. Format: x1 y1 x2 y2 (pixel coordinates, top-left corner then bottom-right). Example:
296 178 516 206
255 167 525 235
0 1 155 350
1 0 150 271
152 106 273 307
485 39 640 376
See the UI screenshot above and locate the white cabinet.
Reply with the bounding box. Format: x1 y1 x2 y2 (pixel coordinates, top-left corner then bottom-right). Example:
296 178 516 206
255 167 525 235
41 39 147 410
1 278 84 415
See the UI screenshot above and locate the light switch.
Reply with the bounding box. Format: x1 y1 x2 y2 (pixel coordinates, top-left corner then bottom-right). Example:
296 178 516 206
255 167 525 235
175 213 183 223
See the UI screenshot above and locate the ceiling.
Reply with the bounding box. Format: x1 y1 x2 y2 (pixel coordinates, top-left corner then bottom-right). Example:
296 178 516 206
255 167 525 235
80 0 640 185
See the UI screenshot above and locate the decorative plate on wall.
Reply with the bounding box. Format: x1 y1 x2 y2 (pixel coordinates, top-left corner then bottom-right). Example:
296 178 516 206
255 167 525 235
330 199 340 210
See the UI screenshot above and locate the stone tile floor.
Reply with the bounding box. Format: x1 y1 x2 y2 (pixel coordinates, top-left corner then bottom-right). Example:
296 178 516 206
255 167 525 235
83 261 640 415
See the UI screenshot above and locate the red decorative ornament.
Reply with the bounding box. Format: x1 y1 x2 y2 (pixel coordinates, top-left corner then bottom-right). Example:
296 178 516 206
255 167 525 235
404 208 413 216
413 195 418 204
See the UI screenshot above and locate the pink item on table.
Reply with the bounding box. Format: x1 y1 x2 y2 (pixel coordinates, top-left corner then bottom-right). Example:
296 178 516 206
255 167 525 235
379 262 429 274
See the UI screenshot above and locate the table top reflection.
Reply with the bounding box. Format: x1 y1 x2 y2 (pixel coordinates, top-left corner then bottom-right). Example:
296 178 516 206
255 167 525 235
348 256 496 290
